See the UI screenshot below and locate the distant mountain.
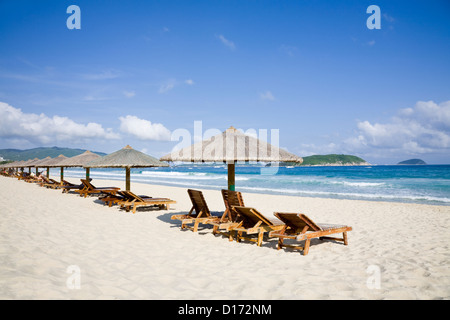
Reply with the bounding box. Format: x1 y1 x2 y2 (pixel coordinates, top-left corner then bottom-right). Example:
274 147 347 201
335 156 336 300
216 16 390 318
299 154 370 166
0 147 107 161
398 159 427 165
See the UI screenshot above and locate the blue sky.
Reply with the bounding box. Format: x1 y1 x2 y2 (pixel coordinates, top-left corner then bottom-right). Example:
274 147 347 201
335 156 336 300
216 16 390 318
0 0 449 164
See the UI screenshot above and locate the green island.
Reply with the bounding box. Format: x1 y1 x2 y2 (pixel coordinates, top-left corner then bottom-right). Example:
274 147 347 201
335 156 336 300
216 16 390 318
297 154 370 166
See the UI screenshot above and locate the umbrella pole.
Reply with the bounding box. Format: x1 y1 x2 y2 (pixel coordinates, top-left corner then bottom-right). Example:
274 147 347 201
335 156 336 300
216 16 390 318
86 168 90 180
125 167 131 191
46 167 49 177
227 162 235 191
60 167 64 184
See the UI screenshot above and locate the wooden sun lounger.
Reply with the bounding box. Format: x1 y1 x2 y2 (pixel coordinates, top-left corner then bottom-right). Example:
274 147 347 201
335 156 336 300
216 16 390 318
269 212 352 255
208 189 245 240
117 190 176 213
61 179 87 194
17 173 30 180
228 206 284 247
98 190 127 207
39 176 61 189
75 179 120 198
171 189 221 232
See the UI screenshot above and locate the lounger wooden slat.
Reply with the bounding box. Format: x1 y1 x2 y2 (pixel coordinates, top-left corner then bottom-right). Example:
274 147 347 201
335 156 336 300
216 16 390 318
208 189 245 240
116 190 176 213
75 179 120 198
98 190 127 207
171 189 220 232
61 179 87 194
228 206 284 247
269 212 352 255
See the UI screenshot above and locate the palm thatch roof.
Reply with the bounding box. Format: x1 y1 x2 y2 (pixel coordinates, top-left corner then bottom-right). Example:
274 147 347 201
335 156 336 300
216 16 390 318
160 126 303 163
21 158 41 167
37 154 68 167
56 150 101 167
85 145 168 168
10 160 26 168
33 156 52 167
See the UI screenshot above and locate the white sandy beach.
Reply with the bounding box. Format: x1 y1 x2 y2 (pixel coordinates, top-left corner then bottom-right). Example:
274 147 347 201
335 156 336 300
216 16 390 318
0 175 449 300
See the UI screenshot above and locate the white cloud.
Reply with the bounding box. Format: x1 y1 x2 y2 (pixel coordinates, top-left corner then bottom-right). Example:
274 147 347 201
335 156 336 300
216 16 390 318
279 45 298 57
81 70 120 80
185 79 194 85
123 90 136 98
0 102 119 145
367 40 376 46
216 34 236 50
383 13 395 23
295 100 450 163
158 79 176 94
119 115 171 141
349 100 450 155
260 91 275 101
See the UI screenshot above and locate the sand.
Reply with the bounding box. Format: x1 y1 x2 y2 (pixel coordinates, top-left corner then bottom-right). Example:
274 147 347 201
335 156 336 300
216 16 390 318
0 175 449 300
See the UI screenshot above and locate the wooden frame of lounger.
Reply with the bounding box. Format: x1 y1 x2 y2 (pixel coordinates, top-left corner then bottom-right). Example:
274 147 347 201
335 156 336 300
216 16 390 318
38 176 61 189
269 212 352 255
171 189 220 232
98 190 126 207
75 179 120 198
24 176 39 183
61 179 86 194
228 206 284 247
116 190 176 213
208 189 245 240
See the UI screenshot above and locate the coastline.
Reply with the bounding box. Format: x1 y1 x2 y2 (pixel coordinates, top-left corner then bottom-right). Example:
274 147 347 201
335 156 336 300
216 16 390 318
58 166 450 206
1 175 449 299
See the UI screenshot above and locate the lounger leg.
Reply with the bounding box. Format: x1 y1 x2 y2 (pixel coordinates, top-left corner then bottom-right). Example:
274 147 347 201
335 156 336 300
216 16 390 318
277 238 284 250
343 232 348 245
193 221 200 232
236 231 242 243
257 231 264 247
303 239 311 256
132 204 137 214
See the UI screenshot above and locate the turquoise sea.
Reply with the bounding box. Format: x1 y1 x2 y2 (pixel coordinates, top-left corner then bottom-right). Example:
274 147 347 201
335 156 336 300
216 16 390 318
59 164 450 206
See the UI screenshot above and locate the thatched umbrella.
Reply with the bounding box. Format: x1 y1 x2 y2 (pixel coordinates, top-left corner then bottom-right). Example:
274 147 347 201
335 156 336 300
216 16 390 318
84 145 169 191
21 158 41 174
38 154 68 182
160 126 303 190
56 150 101 180
32 156 52 176
7 160 26 172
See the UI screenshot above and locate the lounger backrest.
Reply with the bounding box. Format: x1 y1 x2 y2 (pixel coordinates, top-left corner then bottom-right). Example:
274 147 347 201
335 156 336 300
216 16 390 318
274 213 322 234
221 189 245 221
232 206 274 227
82 179 97 189
187 189 211 217
122 191 144 202
80 179 95 190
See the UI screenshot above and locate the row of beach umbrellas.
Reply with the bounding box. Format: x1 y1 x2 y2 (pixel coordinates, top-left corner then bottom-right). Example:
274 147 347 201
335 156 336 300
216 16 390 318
1 126 303 191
